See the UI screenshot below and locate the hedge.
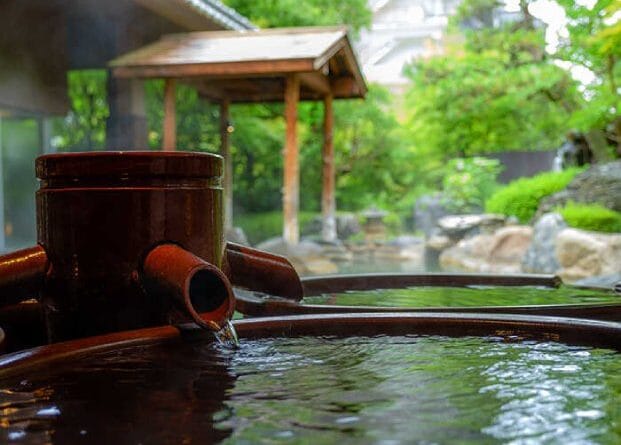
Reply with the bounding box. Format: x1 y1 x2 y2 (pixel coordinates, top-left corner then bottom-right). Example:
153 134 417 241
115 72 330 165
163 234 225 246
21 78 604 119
485 168 582 223
558 202 621 233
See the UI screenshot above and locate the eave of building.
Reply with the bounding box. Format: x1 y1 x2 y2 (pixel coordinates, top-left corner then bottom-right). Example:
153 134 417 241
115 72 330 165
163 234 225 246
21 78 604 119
134 0 257 31
186 0 257 30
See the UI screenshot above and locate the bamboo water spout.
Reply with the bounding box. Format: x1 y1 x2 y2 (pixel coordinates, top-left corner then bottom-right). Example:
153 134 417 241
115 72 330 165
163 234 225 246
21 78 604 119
142 243 234 331
223 242 303 300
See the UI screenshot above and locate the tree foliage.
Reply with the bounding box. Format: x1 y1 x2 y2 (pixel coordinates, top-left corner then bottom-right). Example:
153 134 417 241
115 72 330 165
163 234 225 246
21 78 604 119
53 70 108 151
442 157 503 212
404 0 580 161
145 80 220 152
227 86 408 214
332 86 410 211
222 0 371 34
555 0 621 153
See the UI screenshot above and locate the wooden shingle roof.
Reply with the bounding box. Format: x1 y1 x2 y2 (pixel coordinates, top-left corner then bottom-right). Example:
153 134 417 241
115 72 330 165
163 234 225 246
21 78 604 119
110 26 367 102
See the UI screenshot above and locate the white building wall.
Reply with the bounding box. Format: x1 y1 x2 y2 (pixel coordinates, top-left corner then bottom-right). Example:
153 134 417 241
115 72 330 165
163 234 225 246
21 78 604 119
356 0 461 90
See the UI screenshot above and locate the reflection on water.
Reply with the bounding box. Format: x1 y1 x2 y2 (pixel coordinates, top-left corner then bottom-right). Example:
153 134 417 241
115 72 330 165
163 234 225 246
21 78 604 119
0 336 620 444
0 341 237 444
302 285 621 308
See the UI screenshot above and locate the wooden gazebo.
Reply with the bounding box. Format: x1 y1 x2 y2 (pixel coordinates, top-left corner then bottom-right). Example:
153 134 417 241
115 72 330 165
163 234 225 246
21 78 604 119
110 26 367 244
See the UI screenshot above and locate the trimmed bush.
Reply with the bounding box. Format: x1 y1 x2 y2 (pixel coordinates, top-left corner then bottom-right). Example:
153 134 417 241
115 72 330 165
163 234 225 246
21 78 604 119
558 202 621 233
485 168 582 223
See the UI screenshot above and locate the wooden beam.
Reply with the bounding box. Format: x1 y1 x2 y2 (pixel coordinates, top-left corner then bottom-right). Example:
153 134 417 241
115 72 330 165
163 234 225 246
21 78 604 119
330 77 364 98
112 59 316 79
162 78 176 151
220 99 233 230
337 43 368 97
283 74 300 245
313 37 346 70
208 91 324 104
321 93 336 242
192 80 225 102
298 72 330 95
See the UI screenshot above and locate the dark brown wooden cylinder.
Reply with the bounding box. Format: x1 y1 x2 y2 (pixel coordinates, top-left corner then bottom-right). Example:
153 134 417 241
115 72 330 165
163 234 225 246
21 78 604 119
36 152 225 342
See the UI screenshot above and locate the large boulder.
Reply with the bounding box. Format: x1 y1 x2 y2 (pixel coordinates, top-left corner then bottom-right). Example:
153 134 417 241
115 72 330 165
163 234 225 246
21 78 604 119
439 225 532 273
439 234 495 272
555 228 621 282
436 214 506 239
424 213 506 270
522 213 567 273
537 161 621 218
489 226 533 262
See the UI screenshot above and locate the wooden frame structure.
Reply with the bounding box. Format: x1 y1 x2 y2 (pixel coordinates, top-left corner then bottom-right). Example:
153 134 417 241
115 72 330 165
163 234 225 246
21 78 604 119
110 26 367 244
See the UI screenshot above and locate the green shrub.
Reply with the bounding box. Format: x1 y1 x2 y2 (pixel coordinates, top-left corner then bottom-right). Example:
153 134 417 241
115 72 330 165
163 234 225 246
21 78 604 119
234 211 317 245
485 168 582 223
558 203 621 233
442 157 503 212
382 211 403 235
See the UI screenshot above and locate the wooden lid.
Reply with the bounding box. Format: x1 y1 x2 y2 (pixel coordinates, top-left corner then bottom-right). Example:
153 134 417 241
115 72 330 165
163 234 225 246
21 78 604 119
36 151 223 181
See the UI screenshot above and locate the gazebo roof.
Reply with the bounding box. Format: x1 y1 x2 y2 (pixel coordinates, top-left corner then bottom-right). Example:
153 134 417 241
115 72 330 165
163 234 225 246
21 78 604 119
109 26 367 102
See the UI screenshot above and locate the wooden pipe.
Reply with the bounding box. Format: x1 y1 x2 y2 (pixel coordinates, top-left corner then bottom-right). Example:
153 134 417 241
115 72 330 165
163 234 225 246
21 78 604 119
223 242 304 301
142 244 235 331
0 245 48 308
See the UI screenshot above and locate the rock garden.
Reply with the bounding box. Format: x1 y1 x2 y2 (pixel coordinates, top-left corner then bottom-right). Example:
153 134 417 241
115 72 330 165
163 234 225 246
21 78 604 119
231 160 621 288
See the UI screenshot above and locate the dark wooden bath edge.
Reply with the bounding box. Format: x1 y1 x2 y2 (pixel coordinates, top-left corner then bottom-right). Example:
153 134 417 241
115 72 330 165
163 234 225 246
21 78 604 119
1 312 620 378
234 273 621 321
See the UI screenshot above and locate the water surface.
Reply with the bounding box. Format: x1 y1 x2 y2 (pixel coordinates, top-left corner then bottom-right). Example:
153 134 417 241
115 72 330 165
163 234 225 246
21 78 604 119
1 335 620 444
302 285 620 308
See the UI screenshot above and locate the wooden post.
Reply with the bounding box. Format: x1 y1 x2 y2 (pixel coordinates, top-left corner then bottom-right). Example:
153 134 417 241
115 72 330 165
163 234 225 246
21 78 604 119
321 93 336 242
220 99 233 230
162 78 177 151
283 75 300 245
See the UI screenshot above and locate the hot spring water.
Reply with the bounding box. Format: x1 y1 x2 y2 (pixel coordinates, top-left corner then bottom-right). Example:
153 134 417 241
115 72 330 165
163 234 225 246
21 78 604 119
1 334 620 444
302 285 620 308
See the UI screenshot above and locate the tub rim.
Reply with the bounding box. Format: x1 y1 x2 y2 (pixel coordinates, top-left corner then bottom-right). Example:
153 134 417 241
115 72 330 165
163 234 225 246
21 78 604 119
1 312 620 378
234 273 621 321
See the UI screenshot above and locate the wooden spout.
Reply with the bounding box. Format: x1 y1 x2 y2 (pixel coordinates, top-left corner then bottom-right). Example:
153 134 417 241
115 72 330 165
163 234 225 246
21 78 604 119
142 244 235 331
223 242 304 301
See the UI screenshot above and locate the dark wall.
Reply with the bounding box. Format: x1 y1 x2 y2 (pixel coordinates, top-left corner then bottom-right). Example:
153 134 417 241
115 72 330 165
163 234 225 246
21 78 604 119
0 1 69 115
66 0 185 70
486 150 557 183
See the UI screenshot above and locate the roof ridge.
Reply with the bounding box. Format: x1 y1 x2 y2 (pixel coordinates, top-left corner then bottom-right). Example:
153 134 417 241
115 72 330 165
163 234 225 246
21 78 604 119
183 0 258 30
161 25 349 40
